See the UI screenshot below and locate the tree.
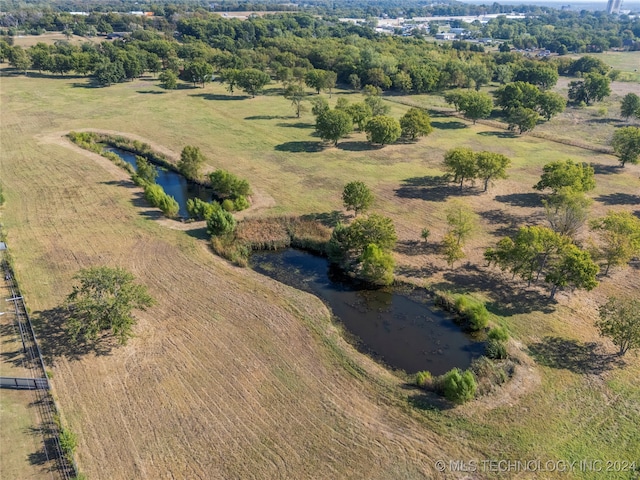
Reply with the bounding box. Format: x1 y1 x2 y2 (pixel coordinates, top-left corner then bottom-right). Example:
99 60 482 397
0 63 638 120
620 93 640 120
485 226 570 286
284 84 306 118
596 297 640 356
537 91 566 120
364 95 390 117
533 160 596 193
400 108 433 141
183 60 213 88
342 181 374 216
475 151 511 192
545 243 598 299
359 244 395 286
441 368 477 404
327 214 397 267
159 70 177 89
348 73 361 91
209 170 251 199
219 68 239 93
590 211 640 275
458 91 493 124
443 147 477 190
569 55 610 76
178 145 205 180
310 97 330 117
568 73 610 105
446 200 478 246
305 69 333 94
611 126 640 167
236 68 271 97
365 116 401 146
8 46 31 73
346 102 372 131
135 156 157 184
92 59 125 86
543 188 592 238
315 109 353 146
508 107 539 134
206 209 236 236
494 81 540 113
442 233 465 267
65 266 155 345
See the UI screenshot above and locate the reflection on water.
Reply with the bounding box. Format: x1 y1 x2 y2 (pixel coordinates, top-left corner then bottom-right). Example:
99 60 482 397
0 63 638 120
252 249 484 375
106 147 213 218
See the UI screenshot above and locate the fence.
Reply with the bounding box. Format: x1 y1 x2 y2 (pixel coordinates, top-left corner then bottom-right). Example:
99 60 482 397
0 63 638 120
0 376 49 389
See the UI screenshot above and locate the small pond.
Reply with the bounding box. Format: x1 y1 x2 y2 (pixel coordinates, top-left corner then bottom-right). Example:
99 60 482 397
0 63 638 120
251 249 485 375
106 147 213 218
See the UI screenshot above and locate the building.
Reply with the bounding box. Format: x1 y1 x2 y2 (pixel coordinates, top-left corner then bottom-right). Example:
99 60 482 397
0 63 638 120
607 0 622 14
435 32 457 40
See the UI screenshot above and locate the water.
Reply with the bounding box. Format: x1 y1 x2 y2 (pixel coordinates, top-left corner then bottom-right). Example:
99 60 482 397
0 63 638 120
251 249 485 375
106 147 213 218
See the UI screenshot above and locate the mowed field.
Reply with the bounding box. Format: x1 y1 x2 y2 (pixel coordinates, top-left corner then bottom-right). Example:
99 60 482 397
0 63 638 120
1 69 639 479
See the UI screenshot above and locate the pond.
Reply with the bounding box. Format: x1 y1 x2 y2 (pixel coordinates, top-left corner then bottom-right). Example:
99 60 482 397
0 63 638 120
251 249 485 375
106 147 213 218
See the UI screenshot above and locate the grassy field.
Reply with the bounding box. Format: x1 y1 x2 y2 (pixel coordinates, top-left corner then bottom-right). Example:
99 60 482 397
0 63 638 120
0 68 639 479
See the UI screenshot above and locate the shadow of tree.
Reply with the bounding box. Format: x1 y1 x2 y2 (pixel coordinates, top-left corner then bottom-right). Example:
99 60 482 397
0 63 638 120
477 131 517 139
245 115 293 120
590 163 622 175
276 122 315 129
587 117 624 125
430 265 556 315
336 141 381 152
301 211 346 227
100 179 137 189
395 240 432 257
595 193 640 206
479 208 538 237
431 120 467 130
184 225 210 241
33 307 115 362
407 391 456 411
494 192 544 208
136 90 166 95
188 93 250 101
395 175 476 202
528 336 625 374
274 141 324 153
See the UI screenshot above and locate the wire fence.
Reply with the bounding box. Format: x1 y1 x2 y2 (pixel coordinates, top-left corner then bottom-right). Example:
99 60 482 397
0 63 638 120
2 256 77 480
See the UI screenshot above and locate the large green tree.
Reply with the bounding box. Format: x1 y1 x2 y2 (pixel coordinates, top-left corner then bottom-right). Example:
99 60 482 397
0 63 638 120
65 266 155 345
475 151 511 192
508 107 539 134
545 244 599 299
443 147 477 190
315 109 353 146
620 93 640 120
342 181 374 216
590 210 640 275
183 60 213 88
568 73 610 105
400 108 433 141
543 188 592 238
178 145 206 180
458 91 493 124
533 160 596 193
365 115 401 146
236 68 271 97
611 126 640 167
596 297 640 356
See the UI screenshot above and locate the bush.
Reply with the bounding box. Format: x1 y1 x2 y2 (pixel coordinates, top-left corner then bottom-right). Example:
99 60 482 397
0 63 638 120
234 195 250 211
441 368 477 404
454 295 489 331
210 169 251 199
143 183 179 217
59 427 78 461
206 209 236 236
186 198 220 221
420 228 430 242
486 338 508 359
415 370 432 388
211 234 249 267
222 199 235 212
488 326 509 342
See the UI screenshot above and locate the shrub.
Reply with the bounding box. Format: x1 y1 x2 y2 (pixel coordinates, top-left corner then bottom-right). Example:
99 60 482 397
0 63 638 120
211 234 249 267
420 228 430 242
234 195 250 211
441 368 477 404
454 295 489 331
415 370 432 388
209 169 251 199
222 199 235 212
144 183 179 217
59 427 78 461
488 326 509 342
486 338 508 359
186 198 220 221
206 209 236 236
